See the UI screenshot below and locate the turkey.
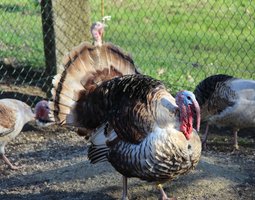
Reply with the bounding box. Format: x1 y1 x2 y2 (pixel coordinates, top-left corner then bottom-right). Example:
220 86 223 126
0 99 49 169
34 100 55 126
194 74 255 150
90 21 105 47
50 23 201 199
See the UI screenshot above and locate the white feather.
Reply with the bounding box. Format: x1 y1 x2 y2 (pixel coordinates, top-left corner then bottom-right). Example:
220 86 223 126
90 124 118 146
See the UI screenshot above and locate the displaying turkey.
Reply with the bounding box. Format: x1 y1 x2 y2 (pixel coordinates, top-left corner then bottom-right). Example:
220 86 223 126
0 99 50 169
50 23 201 199
194 74 255 150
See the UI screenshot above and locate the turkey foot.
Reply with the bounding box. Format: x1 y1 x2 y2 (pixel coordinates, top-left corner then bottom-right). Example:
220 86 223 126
157 184 177 200
1 154 22 170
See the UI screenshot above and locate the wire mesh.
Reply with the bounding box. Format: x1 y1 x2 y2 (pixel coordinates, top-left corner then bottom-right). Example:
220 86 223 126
0 0 254 107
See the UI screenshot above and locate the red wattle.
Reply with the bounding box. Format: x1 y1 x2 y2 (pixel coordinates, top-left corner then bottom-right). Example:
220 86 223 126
180 105 193 140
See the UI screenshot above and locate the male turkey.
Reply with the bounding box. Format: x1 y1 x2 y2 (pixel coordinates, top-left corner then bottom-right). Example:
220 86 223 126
50 22 201 200
194 74 255 150
0 99 51 169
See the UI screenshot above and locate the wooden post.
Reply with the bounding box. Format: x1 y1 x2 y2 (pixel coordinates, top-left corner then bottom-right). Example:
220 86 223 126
41 0 56 76
52 0 91 72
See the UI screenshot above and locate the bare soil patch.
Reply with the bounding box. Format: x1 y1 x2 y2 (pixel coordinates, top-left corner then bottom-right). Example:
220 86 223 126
0 123 254 200
0 82 254 200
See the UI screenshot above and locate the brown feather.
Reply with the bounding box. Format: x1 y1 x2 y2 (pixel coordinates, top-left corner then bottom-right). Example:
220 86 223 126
0 104 16 129
74 74 171 144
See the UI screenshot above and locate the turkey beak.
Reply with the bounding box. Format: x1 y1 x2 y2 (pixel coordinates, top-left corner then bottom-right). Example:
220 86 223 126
192 100 201 132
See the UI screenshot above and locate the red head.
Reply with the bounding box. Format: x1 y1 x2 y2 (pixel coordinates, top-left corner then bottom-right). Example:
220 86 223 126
90 21 106 46
175 90 200 140
34 100 50 122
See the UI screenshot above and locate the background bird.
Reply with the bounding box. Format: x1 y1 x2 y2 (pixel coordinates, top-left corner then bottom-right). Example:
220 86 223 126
0 99 50 169
194 74 255 150
34 100 55 126
50 22 201 199
90 21 106 47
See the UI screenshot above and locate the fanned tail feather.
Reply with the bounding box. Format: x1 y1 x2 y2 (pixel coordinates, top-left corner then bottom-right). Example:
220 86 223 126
50 41 138 139
194 74 234 106
88 124 117 164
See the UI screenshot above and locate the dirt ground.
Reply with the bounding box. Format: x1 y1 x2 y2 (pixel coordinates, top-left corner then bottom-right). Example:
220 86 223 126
0 122 254 200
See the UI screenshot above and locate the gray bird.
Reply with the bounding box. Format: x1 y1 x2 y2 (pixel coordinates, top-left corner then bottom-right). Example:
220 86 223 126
194 74 255 150
0 99 50 169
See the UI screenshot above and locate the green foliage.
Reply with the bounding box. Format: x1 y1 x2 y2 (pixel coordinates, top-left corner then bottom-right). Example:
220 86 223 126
0 0 43 68
91 0 255 93
0 0 254 93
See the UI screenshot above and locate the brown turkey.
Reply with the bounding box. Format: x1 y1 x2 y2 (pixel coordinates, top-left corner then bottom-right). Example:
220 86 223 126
0 99 52 169
50 22 201 200
194 74 255 150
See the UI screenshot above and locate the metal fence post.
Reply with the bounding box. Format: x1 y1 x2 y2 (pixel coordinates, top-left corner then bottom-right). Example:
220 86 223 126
41 0 56 77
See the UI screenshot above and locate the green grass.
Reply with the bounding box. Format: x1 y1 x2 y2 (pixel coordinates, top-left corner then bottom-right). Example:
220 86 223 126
0 0 43 68
0 0 254 93
91 0 255 92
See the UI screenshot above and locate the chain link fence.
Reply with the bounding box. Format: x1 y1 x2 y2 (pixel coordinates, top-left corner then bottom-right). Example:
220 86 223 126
0 0 254 107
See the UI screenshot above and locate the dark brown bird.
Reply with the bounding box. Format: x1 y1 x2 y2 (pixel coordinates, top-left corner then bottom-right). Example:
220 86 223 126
50 22 201 200
194 74 255 150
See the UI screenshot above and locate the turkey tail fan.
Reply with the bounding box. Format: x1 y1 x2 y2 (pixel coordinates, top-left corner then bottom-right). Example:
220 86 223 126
50 41 138 137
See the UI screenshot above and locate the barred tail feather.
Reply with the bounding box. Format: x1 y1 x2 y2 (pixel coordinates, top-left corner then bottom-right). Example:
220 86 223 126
88 125 117 164
88 146 109 164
